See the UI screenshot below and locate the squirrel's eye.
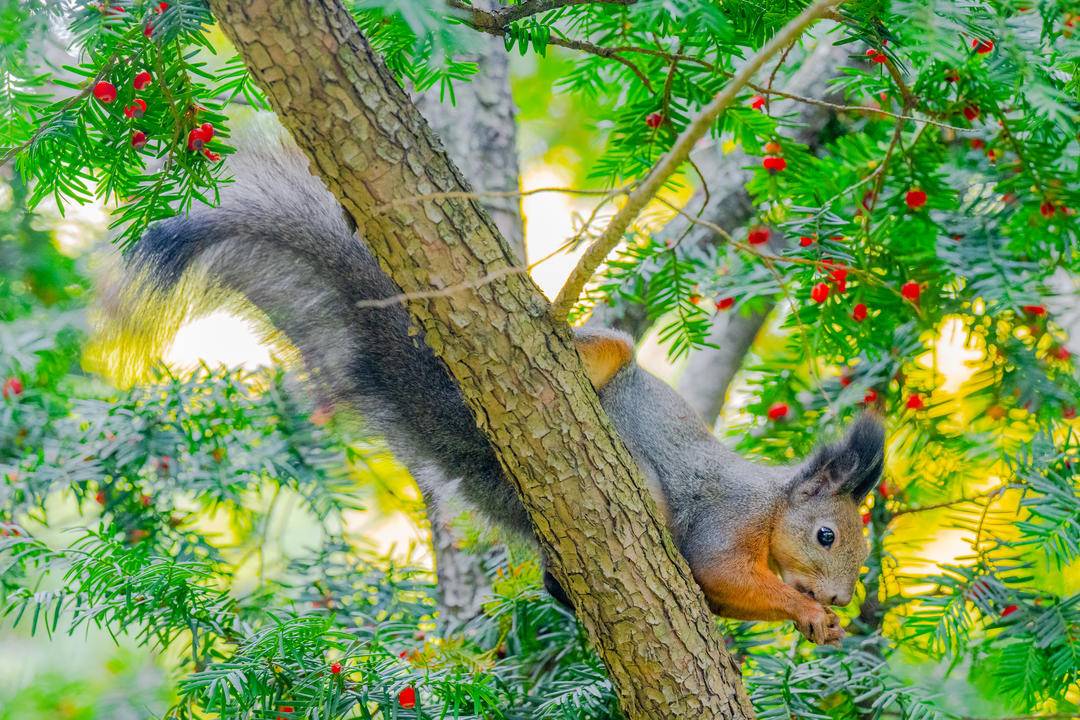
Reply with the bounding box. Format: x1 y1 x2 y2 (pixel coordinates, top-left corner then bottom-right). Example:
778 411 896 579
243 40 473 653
816 527 835 548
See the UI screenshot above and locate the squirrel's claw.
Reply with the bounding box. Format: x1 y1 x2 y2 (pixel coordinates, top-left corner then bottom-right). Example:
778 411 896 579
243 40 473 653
796 604 845 645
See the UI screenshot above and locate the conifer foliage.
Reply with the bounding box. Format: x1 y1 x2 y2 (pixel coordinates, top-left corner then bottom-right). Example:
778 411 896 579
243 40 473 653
1 1 1078 718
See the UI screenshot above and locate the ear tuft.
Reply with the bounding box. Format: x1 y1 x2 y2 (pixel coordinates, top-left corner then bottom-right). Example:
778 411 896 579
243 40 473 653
790 414 885 501
574 329 634 389
835 414 885 501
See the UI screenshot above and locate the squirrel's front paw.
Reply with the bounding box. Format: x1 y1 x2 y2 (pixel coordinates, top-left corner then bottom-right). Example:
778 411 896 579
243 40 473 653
795 604 844 645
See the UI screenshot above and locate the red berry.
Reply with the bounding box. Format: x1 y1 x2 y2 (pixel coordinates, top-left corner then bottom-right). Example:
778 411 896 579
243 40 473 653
945 70 959 83
688 295 701 305
144 22 154 38
799 235 814 247
95 490 106 505
645 112 663 129
852 303 868 322
971 38 994 54
905 189 927 210
330 661 342 674
901 281 921 302
123 98 147 119
1054 346 1070 360
747 227 770 245
200 122 215 139
963 105 980 121
811 282 829 304
140 494 152 508
840 375 852 387
878 480 890 498
762 156 787 172
715 297 734 311
861 512 872 526
863 388 878 404
398 687 416 709
92 81 117 103
156 2 169 12
829 266 848 285
203 149 221 162
1064 406 1076 419
133 71 152 90
278 707 294 714
763 141 782 155
969 139 985 150
767 402 789 421
1039 201 1056 218
1021 304 1046 316
1001 604 1018 617
2 378 23 399
131 130 148 149
187 126 211 151
906 394 925 410
750 95 766 110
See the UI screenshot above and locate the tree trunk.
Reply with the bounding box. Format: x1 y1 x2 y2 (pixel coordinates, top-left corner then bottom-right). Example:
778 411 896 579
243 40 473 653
209 1 754 717
411 0 524 627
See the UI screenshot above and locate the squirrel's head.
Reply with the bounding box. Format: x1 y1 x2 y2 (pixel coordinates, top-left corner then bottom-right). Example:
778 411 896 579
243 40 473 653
769 415 884 607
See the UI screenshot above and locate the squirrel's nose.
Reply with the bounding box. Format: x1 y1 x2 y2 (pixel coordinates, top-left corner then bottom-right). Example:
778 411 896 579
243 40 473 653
830 593 851 606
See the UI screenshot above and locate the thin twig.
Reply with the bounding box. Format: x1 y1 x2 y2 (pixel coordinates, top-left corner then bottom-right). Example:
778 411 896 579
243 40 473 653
370 184 627 214
445 0 635 30
551 0 846 320
890 486 1009 517
750 85 970 132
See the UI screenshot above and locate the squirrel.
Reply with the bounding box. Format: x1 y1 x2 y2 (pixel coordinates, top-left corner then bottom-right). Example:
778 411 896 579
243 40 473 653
107 116 884 645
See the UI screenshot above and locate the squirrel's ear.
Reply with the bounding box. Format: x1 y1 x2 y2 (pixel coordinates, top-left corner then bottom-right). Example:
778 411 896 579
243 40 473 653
791 415 885 502
833 415 885 501
573 329 634 389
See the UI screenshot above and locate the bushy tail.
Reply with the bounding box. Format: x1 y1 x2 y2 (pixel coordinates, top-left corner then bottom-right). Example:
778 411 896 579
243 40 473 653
104 119 387 404
100 115 524 530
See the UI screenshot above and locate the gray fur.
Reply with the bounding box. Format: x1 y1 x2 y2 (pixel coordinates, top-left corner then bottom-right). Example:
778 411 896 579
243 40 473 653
119 117 884 611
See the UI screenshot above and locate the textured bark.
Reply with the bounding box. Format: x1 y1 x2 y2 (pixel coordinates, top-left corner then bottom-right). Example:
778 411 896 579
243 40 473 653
412 0 523 626
590 36 850 341
209 1 754 717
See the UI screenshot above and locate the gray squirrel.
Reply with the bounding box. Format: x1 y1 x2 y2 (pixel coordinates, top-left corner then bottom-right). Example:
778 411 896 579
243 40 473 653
111 118 884 645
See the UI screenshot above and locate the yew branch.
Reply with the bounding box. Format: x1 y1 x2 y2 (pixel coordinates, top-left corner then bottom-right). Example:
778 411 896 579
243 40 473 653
550 0 845 320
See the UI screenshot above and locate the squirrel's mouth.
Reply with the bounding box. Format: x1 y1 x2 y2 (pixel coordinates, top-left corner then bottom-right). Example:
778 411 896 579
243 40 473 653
793 582 817 600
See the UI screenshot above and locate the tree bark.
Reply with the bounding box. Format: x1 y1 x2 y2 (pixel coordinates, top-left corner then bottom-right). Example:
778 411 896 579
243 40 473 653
209 1 754 717
411 0 523 626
